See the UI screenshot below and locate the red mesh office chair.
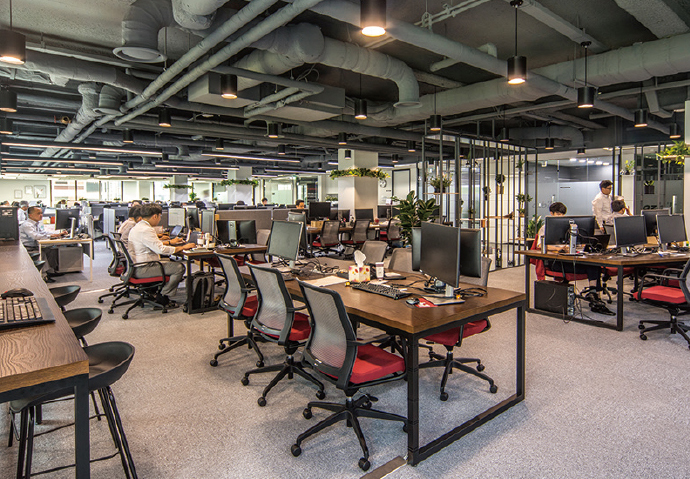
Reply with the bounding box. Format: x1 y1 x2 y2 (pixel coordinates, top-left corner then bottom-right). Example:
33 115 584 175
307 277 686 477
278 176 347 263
311 220 341 255
634 259 690 349
341 220 369 255
99 233 133 311
291 281 407 472
240 265 325 406
379 219 401 247
209 253 263 367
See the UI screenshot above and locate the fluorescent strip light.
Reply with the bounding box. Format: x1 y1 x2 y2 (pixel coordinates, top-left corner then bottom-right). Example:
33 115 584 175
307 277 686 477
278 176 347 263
595 161 603 165
578 159 586 163
155 163 240 171
201 152 300 163
1 140 163 156
569 158 577 162
1 156 121 166
328 161 339 165
253 174 278 178
264 168 325 175
128 170 176 176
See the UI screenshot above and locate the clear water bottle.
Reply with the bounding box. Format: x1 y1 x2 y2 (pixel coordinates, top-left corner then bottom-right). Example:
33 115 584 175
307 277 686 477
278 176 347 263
569 221 578 253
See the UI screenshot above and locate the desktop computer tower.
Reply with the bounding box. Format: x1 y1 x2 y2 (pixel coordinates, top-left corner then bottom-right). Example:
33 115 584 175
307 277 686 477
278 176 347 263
56 245 84 273
534 280 574 317
0 207 19 241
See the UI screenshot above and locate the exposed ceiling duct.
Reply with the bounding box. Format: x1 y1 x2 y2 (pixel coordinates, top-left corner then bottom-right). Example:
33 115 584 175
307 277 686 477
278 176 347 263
613 0 689 38
507 126 584 148
113 0 176 63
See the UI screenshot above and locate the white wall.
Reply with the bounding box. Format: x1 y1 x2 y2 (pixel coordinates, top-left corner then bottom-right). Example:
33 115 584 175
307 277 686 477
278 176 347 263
0 179 51 203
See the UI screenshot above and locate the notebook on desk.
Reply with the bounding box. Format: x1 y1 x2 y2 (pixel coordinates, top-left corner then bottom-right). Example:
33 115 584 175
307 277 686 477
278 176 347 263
422 295 465 306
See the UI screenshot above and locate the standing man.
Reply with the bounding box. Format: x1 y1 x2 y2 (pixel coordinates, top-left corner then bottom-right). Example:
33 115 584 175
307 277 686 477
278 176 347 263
592 180 614 233
128 203 195 306
20 206 65 280
17 201 29 224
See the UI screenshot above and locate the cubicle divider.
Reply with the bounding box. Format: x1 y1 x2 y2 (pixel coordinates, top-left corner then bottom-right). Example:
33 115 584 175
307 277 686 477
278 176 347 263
271 209 289 221
216 209 273 231
103 208 117 239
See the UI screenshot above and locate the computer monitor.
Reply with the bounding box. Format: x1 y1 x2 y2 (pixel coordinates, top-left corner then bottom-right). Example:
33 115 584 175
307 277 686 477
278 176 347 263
641 208 670 236
0 207 19 241
200 209 216 237
460 229 482 278
186 207 199 230
614 215 648 248
420 222 461 297
217 203 234 210
337 209 350 221
55 208 80 232
113 207 128 222
411 227 421 271
237 220 257 244
656 215 687 245
168 207 185 227
287 212 307 251
308 201 331 220
543 216 597 246
329 208 338 221
355 208 374 221
267 220 302 264
89 204 104 218
377 205 391 219
216 220 238 245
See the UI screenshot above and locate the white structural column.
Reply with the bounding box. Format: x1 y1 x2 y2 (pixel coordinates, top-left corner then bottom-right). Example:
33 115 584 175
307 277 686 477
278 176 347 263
685 101 690 234
171 175 189 202
337 149 379 220
225 167 254 204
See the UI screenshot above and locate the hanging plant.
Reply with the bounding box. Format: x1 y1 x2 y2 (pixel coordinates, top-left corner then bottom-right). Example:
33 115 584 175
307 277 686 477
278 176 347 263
657 141 690 166
163 184 191 190
495 174 506 184
219 179 259 187
428 174 452 191
329 167 388 180
516 158 525 170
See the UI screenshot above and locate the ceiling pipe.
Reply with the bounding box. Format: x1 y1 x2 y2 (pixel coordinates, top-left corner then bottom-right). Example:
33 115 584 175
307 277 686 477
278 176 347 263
121 0 280 112
613 0 689 38
113 0 176 63
114 0 327 128
94 85 125 116
171 0 226 30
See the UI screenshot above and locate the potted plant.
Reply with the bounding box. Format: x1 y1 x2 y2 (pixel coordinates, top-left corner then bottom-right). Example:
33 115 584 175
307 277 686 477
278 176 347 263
621 159 635 175
428 174 452 193
526 215 544 241
391 191 436 245
516 158 525 171
516 193 533 216
482 186 491 201
189 192 198 202
643 180 655 194
657 141 690 166
495 174 506 194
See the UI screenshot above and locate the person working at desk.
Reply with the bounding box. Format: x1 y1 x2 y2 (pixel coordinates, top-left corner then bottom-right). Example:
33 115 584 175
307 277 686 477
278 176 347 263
17 200 29 224
296 199 305 209
118 205 142 247
128 204 195 307
20 206 67 281
536 202 615 316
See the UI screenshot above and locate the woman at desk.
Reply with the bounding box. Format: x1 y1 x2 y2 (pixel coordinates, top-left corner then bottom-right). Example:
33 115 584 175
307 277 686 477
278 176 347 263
536 202 614 316
19 206 66 279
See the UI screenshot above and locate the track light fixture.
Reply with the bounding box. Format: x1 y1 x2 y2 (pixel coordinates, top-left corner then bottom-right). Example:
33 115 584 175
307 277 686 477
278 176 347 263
0 1 25 65
0 117 12 135
634 109 648 128
361 0 386 37
220 74 238 99
122 129 134 143
354 99 367 120
407 141 416 152
577 42 595 108
277 144 286 155
215 138 224 151
338 132 348 145
158 109 172 127
507 0 526 85
669 123 682 139
0 89 17 113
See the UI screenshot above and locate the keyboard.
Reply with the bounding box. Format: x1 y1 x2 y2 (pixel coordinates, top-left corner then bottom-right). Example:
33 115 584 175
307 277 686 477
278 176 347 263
0 296 55 331
351 282 411 300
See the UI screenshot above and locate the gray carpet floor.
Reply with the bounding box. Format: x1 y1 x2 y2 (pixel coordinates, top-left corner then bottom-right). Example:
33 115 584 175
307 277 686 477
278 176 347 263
2 241 690 479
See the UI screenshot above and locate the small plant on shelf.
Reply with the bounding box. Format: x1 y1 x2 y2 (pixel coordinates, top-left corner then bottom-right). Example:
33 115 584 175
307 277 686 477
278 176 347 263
189 192 198 202
495 174 506 194
516 158 525 170
621 159 635 175
428 174 453 192
643 180 655 194
526 215 544 239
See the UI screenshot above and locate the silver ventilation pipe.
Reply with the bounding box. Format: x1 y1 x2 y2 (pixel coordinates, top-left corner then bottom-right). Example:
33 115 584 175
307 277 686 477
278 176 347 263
113 0 176 64
94 85 125 116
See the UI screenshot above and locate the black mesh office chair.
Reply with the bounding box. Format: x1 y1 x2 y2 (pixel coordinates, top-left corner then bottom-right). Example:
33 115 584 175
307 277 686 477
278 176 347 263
311 220 341 256
341 220 369 255
240 265 325 406
291 281 407 471
209 254 263 367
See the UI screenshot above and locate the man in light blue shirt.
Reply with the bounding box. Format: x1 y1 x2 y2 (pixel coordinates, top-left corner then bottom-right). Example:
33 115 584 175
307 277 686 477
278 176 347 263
20 206 65 276
17 201 29 224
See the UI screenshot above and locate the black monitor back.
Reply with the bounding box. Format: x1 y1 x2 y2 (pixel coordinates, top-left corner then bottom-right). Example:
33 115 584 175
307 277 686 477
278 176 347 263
614 215 648 247
657 214 687 244
641 208 670 236
460 229 482 278
411 227 422 271
237 220 257 244
216 220 238 244
355 208 374 221
0 207 19 241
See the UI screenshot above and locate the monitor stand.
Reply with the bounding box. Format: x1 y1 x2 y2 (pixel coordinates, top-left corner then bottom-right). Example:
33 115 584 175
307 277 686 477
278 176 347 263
68 217 76 239
422 282 465 306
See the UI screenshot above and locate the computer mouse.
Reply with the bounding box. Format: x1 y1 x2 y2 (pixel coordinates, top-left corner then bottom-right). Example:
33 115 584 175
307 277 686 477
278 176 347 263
406 298 419 306
2 288 33 299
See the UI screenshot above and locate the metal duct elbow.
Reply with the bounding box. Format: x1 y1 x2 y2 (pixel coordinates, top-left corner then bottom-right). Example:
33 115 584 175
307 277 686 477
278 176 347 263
172 0 218 30
113 0 176 63
94 85 125 116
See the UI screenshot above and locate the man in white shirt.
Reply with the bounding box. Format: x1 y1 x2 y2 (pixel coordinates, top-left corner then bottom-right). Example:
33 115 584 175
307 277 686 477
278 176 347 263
591 180 614 233
128 203 195 305
118 205 141 248
17 201 29 224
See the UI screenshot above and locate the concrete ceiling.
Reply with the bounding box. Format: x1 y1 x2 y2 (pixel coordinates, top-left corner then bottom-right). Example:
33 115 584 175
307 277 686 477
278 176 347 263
0 0 689 178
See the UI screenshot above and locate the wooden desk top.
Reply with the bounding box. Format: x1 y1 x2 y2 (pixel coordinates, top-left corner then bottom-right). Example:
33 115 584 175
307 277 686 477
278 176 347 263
38 237 93 245
306 224 382 234
518 249 690 266
181 244 267 259
0 243 88 395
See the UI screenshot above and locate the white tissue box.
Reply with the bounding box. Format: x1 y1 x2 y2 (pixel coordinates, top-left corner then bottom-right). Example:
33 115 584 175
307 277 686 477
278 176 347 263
348 265 370 283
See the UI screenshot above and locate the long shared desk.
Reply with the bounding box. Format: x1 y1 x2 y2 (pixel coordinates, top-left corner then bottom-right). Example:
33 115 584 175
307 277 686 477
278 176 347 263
0 241 91 478
518 249 690 331
242 258 526 465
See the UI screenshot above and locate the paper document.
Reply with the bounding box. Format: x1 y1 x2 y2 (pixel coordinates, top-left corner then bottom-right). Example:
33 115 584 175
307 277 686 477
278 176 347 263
304 276 349 287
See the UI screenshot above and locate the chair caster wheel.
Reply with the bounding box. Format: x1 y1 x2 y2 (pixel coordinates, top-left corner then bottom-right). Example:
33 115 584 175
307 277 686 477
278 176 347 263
256 360 264 368
358 458 370 471
489 384 498 394
257 397 266 407
241 377 249 386
97 299 103 303
218 343 226 350
640 334 647 340
122 314 128 320
403 423 408 433
108 309 114 314
210 359 218 367
162 308 167 314
291 444 301 457
476 364 485 372
303 408 312 419
316 390 325 400
439 392 449 401
182 305 188 313
638 324 645 330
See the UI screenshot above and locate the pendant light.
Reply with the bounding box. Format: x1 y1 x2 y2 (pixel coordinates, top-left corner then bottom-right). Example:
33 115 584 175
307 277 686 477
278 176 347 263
0 117 13 135
544 138 555 150
354 75 367 120
344 149 352 160
498 127 510 142
277 144 286 155
267 122 281 138
407 141 416 152
361 0 386 37
0 89 17 113
429 88 442 132
158 109 172 127
391 154 399 163
122 129 134 143
215 138 224 150
634 109 648 128
220 74 238 99
577 41 595 108
577 148 586 155
669 123 682 139
338 132 348 145
507 0 526 85
0 0 25 65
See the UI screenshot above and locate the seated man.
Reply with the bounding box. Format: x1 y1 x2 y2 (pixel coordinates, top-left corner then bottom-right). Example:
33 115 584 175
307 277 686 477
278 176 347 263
610 199 628 221
128 204 195 306
117 205 142 248
19 206 66 280
295 199 305 209
536 202 614 316
17 200 29 224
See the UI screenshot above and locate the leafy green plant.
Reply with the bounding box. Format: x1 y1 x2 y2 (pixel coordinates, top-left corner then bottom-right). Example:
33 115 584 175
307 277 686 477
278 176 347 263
622 159 635 175
141 197 149 201
428 174 452 190
391 191 436 245
163 184 191 190
526 215 544 238
495 174 506 184
658 141 690 166
325 194 338 202
516 193 533 204
189 192 198 202
219 178 259 187
644 180 655 187
516 158 525 170
329 167 388 180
